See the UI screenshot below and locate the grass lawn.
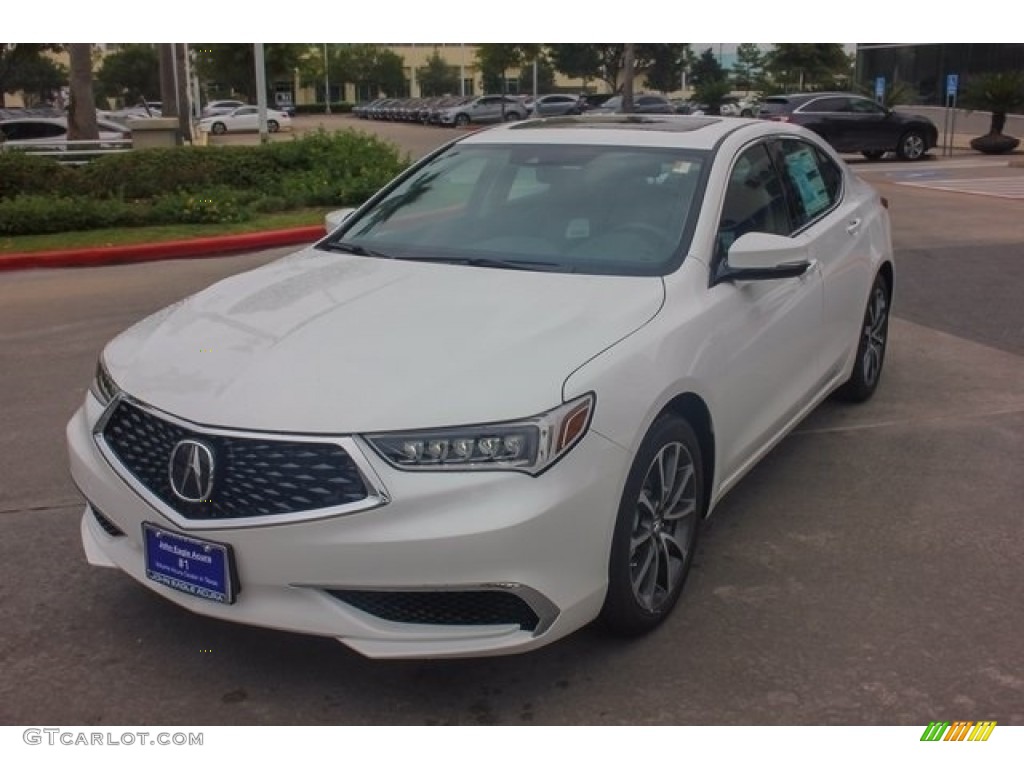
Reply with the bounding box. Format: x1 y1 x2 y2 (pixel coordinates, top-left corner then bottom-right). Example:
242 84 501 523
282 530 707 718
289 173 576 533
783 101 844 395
0 208 331 254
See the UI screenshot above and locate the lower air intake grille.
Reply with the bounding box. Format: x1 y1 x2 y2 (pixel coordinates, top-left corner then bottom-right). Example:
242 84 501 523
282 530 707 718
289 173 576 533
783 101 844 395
328 589 540 632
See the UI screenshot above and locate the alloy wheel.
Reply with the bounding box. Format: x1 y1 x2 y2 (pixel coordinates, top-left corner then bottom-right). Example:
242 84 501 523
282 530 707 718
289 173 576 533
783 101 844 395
861 282 889 388
629 441 698 612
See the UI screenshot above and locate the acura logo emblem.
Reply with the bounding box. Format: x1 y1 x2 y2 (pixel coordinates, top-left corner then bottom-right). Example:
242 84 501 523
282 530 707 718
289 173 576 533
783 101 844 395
168 439 215 502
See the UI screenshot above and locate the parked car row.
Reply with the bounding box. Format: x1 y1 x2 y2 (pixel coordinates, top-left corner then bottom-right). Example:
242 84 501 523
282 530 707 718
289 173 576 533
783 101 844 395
354 94 534 127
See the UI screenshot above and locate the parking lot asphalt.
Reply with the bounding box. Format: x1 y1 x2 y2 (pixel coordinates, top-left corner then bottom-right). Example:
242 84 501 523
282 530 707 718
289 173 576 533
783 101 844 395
1 122 1022 726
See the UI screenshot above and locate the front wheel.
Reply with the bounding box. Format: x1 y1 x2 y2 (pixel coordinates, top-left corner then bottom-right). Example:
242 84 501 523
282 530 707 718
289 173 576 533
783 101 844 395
600 414 703 636
210 122 227 135
454 113 470 127
896 130 927 161
836 271 891 402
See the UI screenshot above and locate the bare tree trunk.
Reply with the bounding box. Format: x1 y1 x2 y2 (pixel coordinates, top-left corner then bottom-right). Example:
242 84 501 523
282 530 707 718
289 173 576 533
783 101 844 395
158 43 182 144
175 43 191 141
622 43 635 113
67 43 98 141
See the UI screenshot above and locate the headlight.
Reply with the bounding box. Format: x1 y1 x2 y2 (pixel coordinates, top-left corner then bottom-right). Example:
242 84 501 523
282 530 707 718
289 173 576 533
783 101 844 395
90 358 120 405
365 393 594 475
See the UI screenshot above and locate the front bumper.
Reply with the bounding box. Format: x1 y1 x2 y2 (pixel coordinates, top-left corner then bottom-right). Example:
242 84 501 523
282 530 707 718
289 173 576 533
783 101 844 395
68 393 630 658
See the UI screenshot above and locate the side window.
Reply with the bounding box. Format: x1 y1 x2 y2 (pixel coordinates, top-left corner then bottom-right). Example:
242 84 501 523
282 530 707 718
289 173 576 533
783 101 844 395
803 97 848 113
776 139 843 228
848 98 886 115
717 144 792 259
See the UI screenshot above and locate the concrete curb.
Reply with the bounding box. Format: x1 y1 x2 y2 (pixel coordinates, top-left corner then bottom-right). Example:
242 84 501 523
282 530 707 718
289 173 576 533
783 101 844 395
0 225 326 272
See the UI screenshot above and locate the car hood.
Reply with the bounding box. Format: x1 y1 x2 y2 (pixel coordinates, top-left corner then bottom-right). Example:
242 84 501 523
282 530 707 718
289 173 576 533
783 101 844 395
104 248 665 433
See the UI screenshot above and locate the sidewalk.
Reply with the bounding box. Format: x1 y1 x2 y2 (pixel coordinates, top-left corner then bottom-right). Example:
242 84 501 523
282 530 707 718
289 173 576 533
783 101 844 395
0 225 325 273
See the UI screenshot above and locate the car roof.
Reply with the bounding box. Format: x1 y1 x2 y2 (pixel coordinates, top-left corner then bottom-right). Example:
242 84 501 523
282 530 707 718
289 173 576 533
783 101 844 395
459 114 790 151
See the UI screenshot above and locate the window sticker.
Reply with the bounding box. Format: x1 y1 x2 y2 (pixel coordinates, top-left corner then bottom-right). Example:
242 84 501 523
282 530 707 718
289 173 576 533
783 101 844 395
784 147 830 218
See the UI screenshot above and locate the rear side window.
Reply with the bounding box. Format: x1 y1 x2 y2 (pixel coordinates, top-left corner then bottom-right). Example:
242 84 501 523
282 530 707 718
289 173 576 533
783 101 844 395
2 121 65 140
775 138 843 227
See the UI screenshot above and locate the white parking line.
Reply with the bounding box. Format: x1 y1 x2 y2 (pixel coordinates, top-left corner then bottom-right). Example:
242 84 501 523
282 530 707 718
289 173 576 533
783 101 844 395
894 178 1024 199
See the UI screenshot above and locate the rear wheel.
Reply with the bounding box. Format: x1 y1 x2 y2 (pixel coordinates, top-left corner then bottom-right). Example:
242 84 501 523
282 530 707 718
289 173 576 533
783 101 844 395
836 271 891 402
896 130 927 160
600 414 703 636
211 122 227 135
267 120 280 133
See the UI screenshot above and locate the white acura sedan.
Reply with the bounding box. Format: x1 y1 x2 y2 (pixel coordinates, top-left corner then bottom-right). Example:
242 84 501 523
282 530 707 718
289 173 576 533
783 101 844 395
67 115 893 659
197 105 291 135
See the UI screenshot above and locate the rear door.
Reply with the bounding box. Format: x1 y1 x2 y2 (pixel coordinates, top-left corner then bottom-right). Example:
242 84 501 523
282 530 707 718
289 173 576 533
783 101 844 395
771 136 876 380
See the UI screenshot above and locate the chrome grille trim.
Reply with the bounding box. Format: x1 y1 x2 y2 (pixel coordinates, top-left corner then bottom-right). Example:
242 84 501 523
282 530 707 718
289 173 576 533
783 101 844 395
93 394 390 531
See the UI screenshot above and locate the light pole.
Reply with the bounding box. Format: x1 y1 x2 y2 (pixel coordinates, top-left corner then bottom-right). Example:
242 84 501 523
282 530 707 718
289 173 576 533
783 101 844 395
324 43 331 114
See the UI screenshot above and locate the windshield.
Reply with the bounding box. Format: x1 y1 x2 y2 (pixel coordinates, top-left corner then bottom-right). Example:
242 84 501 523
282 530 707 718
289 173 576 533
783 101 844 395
320 142 708 276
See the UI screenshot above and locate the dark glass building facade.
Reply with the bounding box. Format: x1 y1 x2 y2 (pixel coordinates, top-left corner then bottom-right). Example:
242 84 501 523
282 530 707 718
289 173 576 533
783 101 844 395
856 44 1024 105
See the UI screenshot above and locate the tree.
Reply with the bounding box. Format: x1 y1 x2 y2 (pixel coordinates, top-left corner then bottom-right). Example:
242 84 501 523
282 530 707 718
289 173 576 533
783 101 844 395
764 44 850 91
416 49 459 96
964 71 1024 154
733 43 764 92
690 48 730 113
547 44 603 89
335 45 406 98
643 44 692 93
689 48 727 87
96 44 159 106
475 44 539 94
0 44 63 107
194 44 309 102
8 55 66 107
66 43 98 141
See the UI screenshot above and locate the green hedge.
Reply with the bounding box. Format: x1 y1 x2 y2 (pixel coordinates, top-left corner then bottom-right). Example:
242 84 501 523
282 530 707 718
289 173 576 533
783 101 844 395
0 129 409 236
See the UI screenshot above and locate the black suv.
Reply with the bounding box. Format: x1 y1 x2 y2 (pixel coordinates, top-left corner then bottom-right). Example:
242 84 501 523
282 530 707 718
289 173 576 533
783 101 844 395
758 92 939 161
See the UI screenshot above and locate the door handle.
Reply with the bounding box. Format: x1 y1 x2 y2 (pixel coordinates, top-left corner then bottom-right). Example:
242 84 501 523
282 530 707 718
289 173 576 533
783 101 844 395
846 218 862 235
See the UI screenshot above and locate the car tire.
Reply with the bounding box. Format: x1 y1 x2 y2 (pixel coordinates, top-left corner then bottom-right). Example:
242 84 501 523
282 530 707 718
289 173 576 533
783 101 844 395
599 413 703 636
211 122 227 135
503 111 522 122
740 109 754 117
455 113 470 127
861 150 886 160
836 271 891 403
896 130 927 161
268 120 279 133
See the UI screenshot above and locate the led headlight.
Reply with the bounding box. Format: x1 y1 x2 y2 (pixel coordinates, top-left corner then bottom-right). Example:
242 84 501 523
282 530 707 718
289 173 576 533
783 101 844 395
365 393 594 475
89 358 120 406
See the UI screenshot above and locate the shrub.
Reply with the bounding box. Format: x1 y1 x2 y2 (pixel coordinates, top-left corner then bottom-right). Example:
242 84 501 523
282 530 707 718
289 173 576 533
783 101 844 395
0 152 81 199
1 127 409 236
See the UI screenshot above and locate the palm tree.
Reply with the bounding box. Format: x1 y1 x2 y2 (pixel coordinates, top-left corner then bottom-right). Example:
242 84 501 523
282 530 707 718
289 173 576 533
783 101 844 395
964 72 1024 154
66 43 98 141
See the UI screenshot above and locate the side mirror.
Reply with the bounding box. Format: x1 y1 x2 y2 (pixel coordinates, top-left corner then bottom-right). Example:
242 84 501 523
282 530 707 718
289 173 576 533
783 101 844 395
721 232 813 282
325 208 356 232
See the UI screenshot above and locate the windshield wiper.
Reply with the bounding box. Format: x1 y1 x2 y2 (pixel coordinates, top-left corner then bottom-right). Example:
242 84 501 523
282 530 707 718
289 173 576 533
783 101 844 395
319 241 395 259
414 256 570 272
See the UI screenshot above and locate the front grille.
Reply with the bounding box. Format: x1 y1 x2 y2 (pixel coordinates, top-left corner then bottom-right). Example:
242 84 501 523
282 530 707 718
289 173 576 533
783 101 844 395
328 589 540 632
90 504 125 537
101 400 369 521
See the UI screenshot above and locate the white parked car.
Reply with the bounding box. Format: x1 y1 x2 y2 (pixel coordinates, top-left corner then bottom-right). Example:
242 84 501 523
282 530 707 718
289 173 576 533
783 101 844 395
68 115 893 659
0 116 130 150
197 105 291 135
200 99 246 118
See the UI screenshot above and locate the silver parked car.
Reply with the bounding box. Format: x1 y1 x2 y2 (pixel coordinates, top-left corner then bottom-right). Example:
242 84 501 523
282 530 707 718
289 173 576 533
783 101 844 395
439 95 528 126
528 94 585 117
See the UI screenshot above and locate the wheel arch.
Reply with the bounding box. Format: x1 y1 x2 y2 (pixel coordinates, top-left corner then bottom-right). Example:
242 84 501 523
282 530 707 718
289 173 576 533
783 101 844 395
658 392 716 519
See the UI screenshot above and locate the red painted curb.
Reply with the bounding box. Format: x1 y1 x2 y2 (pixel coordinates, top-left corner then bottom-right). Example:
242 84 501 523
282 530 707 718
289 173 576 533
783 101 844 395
0 225 326 272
